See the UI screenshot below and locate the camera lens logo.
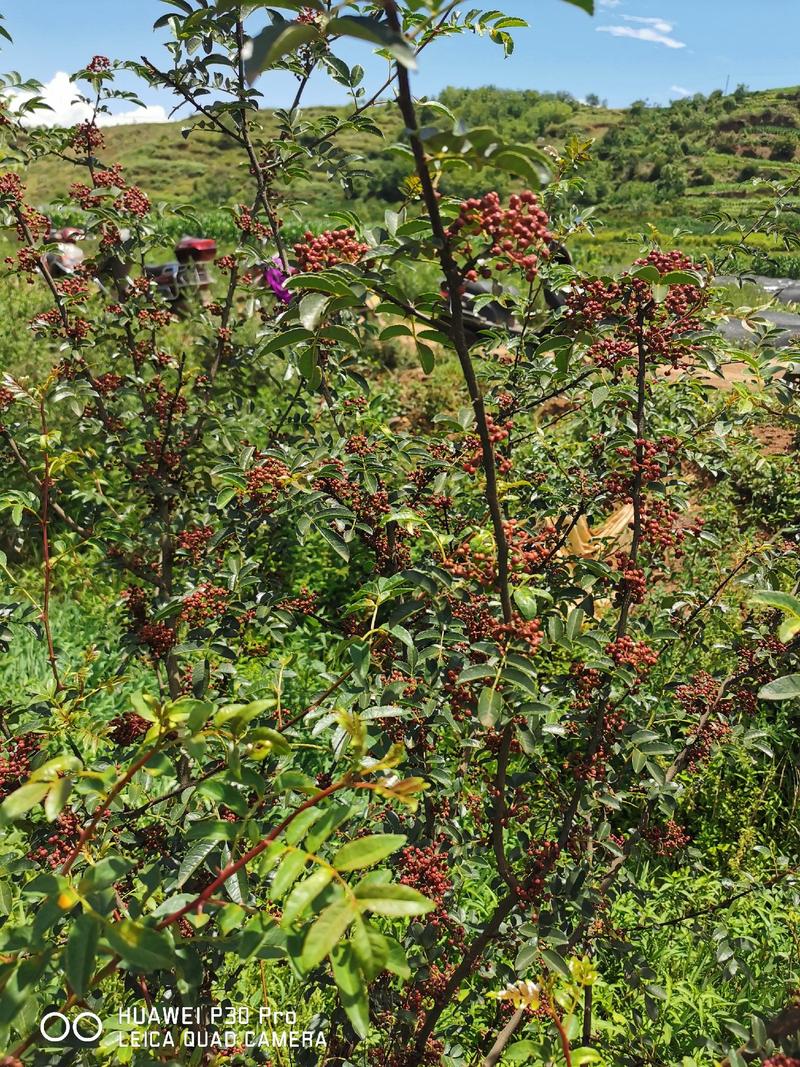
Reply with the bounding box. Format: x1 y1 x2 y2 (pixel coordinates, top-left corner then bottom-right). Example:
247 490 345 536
39 1010 103 1049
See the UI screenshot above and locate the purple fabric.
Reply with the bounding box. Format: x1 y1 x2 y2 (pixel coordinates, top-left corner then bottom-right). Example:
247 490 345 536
265 258 292 304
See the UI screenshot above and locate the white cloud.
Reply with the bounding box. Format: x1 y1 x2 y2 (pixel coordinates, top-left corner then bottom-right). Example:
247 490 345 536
598 0 623 6
622 15 674 33
596 14 686 49
5 72 168 128
670 84 691 97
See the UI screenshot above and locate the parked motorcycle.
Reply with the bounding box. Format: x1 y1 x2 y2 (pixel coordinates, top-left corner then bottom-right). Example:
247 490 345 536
41 225 217 313
143 236 217 313
43 225 86 278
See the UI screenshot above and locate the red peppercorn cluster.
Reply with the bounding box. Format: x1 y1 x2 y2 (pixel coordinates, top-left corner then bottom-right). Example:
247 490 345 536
138 621 176 660
17 205 50 242
640 497 685 551
588 337 635 371
215 254 236 272
613 552 647 606
94 164 126 189
297 6 322 23
93 372 123 397
243 458 291 512
6 245 40 275
137 307 174 327
345 434 376 456
375 1037 445 1067
235 205 270 239
606 635 657 674
277 587 318 614
57 276 90 300
180 583 228 627
566 705 626 782
763 1057 800 1067
566 251 708 369
507 520 557 574
447 191 551 282
460 415 512 475
444 667 477 721
493 614 542 657
87 55 111 72
399 843 452 907
686 718 731 771
737 636 789 685
108 712 150 746
293 228 369 272
71 120 105 154
644 819 690 856
449 592 497 643
70 182 103 209
28 807 81 868
0 733 41 800
315 463 408 573
114 186 150 218
445 537 497 586
177 525 214 563
570 663 603 710
32 307 92 344
0 172 25 204
0 386 15 413
676 671 719 717
135 823 168 861
521 838 559 901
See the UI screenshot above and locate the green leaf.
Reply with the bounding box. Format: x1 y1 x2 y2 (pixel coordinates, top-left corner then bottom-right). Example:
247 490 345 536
353 881 434 917
318 524 350 561
270 851 308 900
0 781 50 824
751 590 800 618
506 1042 540 1064
245 21 320 83
333 834 406 872
490 148 548 187
260 327 313 354
106 920 175 971
572 1050 603 1066
78 856 134 893
513 587 540 620
44 776 72 821
758 674 800 701
559 0 594 14
177 839 217 888
541 947 571 977
299 291 330 332
478 686 502 727
65 914 98 996
380 324 413 341
351 915 389 982
416 342 435 374
305 803 353 851
301 897 356 969
331 942 371 1038
327 15 416 69
282 866 335 926
662 269 703 286
383 934 410 979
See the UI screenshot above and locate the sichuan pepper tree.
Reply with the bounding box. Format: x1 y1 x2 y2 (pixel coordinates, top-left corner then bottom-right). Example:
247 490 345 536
0 2 798 1065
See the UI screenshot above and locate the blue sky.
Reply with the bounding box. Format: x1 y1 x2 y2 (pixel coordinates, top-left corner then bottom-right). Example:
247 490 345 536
3 0 800 124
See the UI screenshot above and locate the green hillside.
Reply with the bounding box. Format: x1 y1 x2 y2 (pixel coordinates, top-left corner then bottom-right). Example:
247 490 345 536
22 83 800 275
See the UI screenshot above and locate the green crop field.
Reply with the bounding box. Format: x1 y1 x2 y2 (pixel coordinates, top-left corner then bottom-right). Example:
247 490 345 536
18 83 800 276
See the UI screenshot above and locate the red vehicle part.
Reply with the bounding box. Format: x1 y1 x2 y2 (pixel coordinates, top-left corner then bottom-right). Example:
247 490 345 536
175 236 217 263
